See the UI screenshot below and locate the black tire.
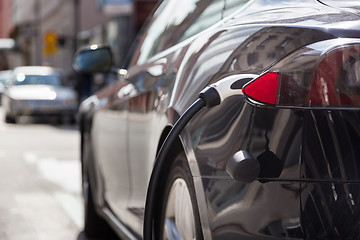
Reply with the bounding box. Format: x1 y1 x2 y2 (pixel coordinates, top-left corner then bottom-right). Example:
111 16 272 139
82 137 118 239
157 152 204 240
83 181 117 238
5 114 16 124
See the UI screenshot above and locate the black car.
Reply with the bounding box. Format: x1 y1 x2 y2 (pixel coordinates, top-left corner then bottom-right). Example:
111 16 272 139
74 0 360 239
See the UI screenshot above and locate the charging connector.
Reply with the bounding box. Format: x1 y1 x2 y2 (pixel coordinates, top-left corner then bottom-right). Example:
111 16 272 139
144 74 257 239
200 74 258 107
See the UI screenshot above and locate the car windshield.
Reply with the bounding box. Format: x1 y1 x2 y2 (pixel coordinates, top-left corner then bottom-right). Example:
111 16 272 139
13 74 62 86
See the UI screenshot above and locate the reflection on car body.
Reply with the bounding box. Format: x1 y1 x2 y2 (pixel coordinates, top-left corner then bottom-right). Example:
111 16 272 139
74 0 360 239
3 66 78 123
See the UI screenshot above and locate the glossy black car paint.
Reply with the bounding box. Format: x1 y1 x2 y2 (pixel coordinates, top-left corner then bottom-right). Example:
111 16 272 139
78 0 360 239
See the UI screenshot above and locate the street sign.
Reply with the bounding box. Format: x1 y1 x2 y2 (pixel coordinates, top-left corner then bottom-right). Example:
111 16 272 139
43 31 58 56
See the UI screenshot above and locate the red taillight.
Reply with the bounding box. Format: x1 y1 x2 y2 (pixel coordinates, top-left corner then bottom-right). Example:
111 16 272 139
307 47 360 107
242 39 360 108
242 72 280 105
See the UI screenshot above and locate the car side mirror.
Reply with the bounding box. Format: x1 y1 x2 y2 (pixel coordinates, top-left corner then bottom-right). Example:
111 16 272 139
73 45 114 73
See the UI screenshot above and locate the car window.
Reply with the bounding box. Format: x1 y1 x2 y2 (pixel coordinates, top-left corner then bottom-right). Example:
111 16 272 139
135 0 225 65
13 74 63 86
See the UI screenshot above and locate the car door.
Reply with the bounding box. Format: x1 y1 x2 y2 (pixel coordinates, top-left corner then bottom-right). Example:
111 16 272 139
115 0 227 233
91 79 130 215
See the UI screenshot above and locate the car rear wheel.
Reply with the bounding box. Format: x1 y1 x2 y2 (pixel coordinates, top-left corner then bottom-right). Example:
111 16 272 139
159 152 203 240
5 114 16 123
83 179 117 238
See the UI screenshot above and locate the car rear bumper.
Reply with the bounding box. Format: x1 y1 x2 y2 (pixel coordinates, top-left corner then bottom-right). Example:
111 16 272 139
8 99 78 117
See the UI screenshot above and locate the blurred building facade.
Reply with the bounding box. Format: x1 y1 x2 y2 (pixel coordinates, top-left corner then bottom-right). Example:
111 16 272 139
0 0 12 38
6 0 157 75
0 0 13 70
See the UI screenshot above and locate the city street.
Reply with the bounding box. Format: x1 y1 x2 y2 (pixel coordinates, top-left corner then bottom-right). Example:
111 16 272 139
0 107 85 240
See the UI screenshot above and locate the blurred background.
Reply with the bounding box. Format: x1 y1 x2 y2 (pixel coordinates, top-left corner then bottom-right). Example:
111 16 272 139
1 0 157 70
0 0 158 239
1 0 158 97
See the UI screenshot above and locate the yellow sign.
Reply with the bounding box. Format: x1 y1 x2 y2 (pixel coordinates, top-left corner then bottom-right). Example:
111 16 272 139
43 31 58 56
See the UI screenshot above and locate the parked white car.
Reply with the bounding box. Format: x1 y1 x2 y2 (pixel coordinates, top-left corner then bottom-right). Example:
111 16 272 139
2 66 78 123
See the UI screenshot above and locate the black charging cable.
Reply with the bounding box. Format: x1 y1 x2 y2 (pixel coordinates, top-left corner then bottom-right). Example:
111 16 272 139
143 74 257 239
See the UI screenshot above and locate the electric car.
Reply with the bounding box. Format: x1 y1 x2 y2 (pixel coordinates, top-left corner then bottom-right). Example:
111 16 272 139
74 0 360 239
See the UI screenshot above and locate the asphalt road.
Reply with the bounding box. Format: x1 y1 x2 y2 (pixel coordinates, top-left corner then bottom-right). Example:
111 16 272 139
0 109 85 240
